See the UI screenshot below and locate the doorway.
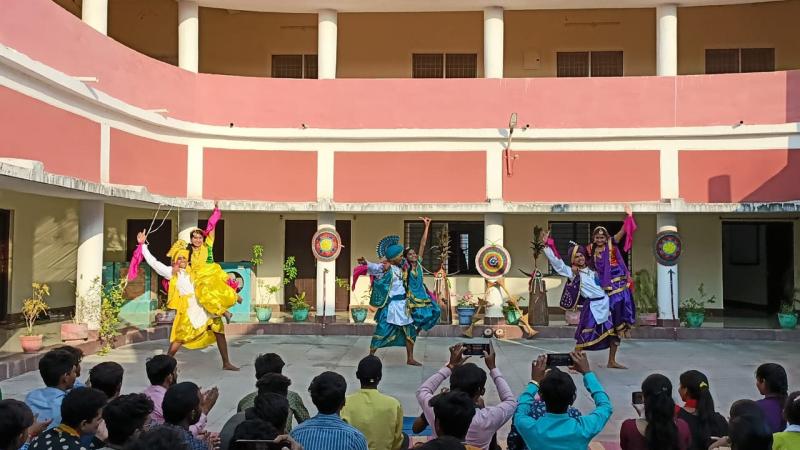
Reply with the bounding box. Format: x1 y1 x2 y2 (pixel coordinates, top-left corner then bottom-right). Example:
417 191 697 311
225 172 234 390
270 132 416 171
284 220 317 311
0 209 11 321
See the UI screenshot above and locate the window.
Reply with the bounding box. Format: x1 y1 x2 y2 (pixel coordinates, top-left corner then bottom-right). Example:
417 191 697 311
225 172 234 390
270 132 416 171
413 53 478 78
272 55 318 79
404 221 484 275
557 51 623 77
547 221 631 270
706 48 775 74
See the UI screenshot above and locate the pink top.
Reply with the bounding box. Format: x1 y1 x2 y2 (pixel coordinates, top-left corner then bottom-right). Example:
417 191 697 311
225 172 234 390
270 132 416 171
142 385 207 436
620 418 691 450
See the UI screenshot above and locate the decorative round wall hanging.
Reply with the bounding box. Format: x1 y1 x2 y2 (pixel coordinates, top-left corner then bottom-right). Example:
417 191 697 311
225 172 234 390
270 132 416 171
654 230 682 266
312 228 342 262
475 245 512 279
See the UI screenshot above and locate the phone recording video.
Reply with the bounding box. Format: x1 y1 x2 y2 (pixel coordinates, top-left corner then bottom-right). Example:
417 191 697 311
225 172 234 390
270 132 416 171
462 343 491 356
632 391 644 405
546 353 574 367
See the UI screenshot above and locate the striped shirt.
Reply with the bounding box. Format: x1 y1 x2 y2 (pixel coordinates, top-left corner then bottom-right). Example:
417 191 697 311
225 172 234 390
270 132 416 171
290 413 369 450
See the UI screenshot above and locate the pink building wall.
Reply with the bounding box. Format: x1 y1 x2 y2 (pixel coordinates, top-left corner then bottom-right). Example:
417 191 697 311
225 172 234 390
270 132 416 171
109 130 187 197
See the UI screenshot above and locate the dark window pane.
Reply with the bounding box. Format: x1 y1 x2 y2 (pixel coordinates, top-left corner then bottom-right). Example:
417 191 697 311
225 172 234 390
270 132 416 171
445 53 478 78
272 55 303 78
557 52 589 77
413 53 444 78
304 54 318 79
741 48 774 73
706 49 739 74
591 51 623 77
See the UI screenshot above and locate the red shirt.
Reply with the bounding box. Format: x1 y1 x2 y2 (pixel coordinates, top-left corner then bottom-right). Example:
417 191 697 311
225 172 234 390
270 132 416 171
620 418 692 450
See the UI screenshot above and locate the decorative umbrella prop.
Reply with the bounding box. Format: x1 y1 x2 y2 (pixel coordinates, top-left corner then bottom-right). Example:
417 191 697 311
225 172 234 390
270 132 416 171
311 228 343 329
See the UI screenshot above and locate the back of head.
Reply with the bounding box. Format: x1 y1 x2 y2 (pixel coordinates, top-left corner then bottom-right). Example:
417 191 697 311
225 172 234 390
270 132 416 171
123 425 190 450
251 393 289 432
89 361 125 398
56 346 84 368
38 349 76 388
679 370 717 437
103 393 154 446
450 363 487 398
429 391 476 440
729 415 773 450
231 419 282 450
256 373 291 397
309 371 347 415
146 355 177 386
61 387 108 429
162 382 200 425
755 363 788 399
642 374 679 450
254 353 285 379
0 399 34 450
730 399 764 421
356 355 382 387
418 436 467 450
785 391 800 425
539 368 577 414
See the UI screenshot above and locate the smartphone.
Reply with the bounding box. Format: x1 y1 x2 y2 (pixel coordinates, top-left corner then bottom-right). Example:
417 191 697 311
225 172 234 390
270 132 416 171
632 391 644 405
462 343 490 356
546 353 574 367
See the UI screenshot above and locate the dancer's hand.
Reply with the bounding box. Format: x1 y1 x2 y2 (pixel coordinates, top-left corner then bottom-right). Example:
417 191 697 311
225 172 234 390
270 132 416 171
137 229 147 245
447 343 469 369
483 342 497 371
200 387 219 414
625 203 633 216
531 355 547 383
541 228 551 243
569 351 591 375
419 216 431 226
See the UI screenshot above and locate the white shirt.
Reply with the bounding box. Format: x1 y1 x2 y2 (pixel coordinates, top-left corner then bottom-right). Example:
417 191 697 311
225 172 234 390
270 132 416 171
543 247 610 323
141 244 210 328
366 262 412 326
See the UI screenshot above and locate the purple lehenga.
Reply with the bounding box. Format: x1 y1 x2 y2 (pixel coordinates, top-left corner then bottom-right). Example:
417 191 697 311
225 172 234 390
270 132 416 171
589 236 637 333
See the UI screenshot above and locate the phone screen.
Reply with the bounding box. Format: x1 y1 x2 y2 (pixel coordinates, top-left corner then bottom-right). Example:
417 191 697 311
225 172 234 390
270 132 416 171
632 391 644 405
546 353 574 367
463 343 490 356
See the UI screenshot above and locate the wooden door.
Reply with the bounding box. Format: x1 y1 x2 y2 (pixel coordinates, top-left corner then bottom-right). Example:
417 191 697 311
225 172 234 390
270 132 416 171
284 220 317 311
0 209 10 321
334 220 351 311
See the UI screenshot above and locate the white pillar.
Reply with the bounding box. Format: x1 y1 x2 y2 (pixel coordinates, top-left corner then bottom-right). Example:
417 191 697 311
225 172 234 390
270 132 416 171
81 0 108 35
656 4 678 76
484 213 504 319
656 213 679 324
178 0 199 73
186 143 204 199
76 201 104 330
178 210 199 243
317 10 338 80
316 212 337 321
483 6 504 79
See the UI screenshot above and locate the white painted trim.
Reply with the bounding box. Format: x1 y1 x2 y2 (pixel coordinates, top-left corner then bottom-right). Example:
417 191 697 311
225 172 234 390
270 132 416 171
486 143 503 201
187 143 204 199
659 143 679 199
100 123 110 183
317 148 334 202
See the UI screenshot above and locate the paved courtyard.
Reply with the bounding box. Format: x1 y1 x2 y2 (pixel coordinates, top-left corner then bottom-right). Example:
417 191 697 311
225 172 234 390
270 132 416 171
1 335 798 443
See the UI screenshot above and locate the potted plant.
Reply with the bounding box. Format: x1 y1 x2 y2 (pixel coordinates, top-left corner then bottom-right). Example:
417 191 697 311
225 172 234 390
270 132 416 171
62 278 100 343
502 300 522 325
680 283 716 328
633 269 658 326
250 244 264 267
289 292 310 322
777 291 799 329
337 277 368 323
254 280 279 323
99 279 127 355
456 292 477 326
20 282 50 353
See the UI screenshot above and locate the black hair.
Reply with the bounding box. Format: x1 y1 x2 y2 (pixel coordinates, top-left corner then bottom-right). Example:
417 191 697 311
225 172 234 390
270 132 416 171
680 370 718 441
729 415 773 450
539 367 577 414
429 391 476 440
162 382 200 425
254 353 285 379
60 387 107 428
642 374 680 450
103 393 154 445
256 373 291 397
186 229 205 266
231 419 283 450
308 371 347 414
56 346 84 366
38 349 76 387
450 363 487 398
249 393 289 432
89 361 124 398
146 355 178 386
123 426 190 450
418 436 467 450
755 363 788 403
0 399 34 450
356 355 382 387
784 391 800 425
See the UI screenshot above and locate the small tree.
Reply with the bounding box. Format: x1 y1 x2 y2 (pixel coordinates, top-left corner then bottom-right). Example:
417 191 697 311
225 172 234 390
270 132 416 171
98 280 127 355
22 283 50 336
633 269 657 314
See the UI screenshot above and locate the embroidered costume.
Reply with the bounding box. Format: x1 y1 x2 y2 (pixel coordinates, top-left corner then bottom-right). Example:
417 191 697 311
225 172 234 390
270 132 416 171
368 236 417 351
405 260 441 332
188 207 238 317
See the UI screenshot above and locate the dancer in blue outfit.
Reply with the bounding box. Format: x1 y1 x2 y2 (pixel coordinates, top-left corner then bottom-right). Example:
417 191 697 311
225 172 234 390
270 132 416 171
404 217 442 332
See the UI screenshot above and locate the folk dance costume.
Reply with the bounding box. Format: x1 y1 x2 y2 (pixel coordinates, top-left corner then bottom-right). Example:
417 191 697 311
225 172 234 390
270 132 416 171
368 238 417 351
188 207 238 318
405 260 441 332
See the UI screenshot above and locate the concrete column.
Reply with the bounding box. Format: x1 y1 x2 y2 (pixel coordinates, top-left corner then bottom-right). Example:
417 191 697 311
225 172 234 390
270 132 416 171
484 213 504 320
76 201 104 330
186 143 204 199
656 213 679 325
317 10 338 79
81 0 108 35
178 0 199 73
178 210 199 243
316 212 337 322
656 4 678 76
483 7 504 79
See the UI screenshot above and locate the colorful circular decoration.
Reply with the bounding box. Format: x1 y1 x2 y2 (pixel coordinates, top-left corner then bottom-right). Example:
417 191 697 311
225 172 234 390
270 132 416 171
475 245 512 279
654 230 682 266
312 228 342 262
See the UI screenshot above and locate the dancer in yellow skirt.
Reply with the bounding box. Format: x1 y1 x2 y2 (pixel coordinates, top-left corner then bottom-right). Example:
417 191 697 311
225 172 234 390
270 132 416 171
137 231 239 371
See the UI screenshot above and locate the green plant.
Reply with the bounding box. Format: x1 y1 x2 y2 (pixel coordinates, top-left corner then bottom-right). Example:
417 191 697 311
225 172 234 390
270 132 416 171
633 269 657 314
502 300 520 314
779 291 800 315
530 226 546 265
283 256 298 286
288 292 309 311
22 283 50 336
98 279 127 355
336 277 350 290
680 283 716 316
250 244 264 267
457 292 476 308
254 279 280 308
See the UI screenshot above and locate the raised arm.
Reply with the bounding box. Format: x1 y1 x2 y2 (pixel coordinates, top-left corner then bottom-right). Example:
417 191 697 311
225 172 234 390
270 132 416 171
541 230 576 279
203 202 222 246
613 204 633 243
140 243 173 279
417 217 432 260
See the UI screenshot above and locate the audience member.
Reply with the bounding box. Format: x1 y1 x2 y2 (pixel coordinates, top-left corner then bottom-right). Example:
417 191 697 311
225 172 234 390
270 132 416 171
676 370 728 450
0 399 36 450
417 343 515 450
122 426 190 450
513 352 612 450
25 349 78 429
418 437 466 450
709 399 772 450
162 382 218 450
98 393 154 450
56 346 85 388
620 374 691 450
290 371 368 450
220 392 290 450
430 391 478 446
771 391 800 450
89 362 124 399
754 363 789 433
229 419 306 450
30 387 107 450
237 353 309 431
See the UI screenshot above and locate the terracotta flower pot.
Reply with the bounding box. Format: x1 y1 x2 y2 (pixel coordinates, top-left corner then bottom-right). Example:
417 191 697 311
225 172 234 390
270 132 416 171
61 323 89 342
20 335 44 353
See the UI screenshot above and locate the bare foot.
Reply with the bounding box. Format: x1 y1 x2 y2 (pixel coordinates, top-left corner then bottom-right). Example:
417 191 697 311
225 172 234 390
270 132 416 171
223 311 232 324
406 359 423 366
607 362 628 370
523 329 539 340
222 363 240 371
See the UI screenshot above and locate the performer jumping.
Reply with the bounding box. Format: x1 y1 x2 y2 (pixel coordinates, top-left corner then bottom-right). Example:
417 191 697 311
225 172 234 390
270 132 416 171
404 217 442 332
136 230 239 371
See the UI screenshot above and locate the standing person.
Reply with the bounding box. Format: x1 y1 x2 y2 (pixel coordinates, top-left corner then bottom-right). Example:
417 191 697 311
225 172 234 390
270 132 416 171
772 391 800 450
358 235 420 366
541 230 623 368
620 374 691 450
25 349 78 429
754 363 789 433
30 388 107 450
236 353 310 430
404 217 442 332
341 356 406 450
97 394 154 450
676 370 728 450
137 230 238 370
